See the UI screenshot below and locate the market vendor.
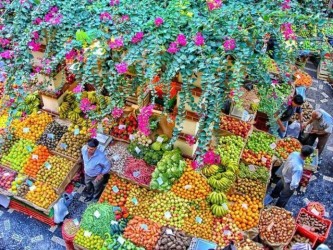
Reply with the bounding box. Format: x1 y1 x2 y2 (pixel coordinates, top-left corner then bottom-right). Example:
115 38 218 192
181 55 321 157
264 145 314 208
81 138 111 202
302 109 333 160
271 94 304 138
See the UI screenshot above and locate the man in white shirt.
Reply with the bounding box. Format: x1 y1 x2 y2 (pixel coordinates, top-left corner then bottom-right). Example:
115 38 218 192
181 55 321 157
264 145 314 207
302 109 333 159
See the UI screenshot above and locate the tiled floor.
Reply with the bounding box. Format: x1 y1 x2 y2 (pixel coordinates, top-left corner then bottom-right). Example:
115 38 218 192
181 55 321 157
0 61 332 249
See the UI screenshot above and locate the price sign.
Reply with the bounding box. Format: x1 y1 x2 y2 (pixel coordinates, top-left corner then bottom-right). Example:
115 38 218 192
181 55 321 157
112 154 120 161
131 197 138 205
270 143 277 149
29 185 36 191
26 180 33 187
296 74 301 79
195 216 203 224
135 147 141 154
242 203 248 209
26 146 33 152
60 143 68 150
84 231 92 237
223 230 232 236
164 211 172 219
133 171 141 178
4 172 10 176
113 206 121 212
44 162 52 170
157 177 163 185
222 203 228 210
47 133 55 139
32 154 38 160
156 136 164 143
117 236 125 245
23 127 30 133
311 208 320 216
140 224 148 231
184 184 192 190
129 134 135 141
73 218 79 226
118 124 126 130
248 165 256 172
111 220 118 225
166 229 174 235
261 157 267 164
74 128 80 135
112 185 119 193
94 210 101 218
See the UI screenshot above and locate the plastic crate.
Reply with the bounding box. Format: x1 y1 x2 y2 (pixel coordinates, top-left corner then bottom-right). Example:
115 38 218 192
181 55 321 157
9 199 55 226
296 208 332 243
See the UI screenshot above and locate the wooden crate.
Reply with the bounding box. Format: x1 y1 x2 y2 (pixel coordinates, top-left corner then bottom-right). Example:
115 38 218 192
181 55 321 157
317 60 330 81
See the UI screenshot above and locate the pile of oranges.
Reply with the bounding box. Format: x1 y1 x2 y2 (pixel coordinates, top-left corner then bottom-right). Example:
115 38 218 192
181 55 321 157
181 200 214 241
22 145 51 178
227 193 262 230
26 181 58 209
11 113 52 142
171 162 211 200
276 137 302 160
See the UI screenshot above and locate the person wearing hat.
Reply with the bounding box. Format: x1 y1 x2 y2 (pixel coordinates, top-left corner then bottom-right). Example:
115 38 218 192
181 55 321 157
264 145 314 208
81 138 111 202
271 94 304 138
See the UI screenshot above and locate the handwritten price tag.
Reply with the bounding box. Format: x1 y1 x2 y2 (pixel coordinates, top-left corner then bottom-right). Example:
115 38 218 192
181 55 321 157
156 136 164 143
74 128 80 135
73 218 79 226
242 203 248 209
117 236 125 245
94 210 101 218
140 224 148 231
112 154 120 161
129 134 135 141
118 124 126 130
157 177 163 185
223 230 232 236
166 229 174 235
44 162 51 170
270 143 277 149
26 180 33 187
112 186 119 193
248 165 256 172
133 171 141 178
26 146 33 152
23 127 30 133
29 185 36 191
195 216 203 224
131 197 138 205
32 154 38 160
60 143 68 150
47 133 55 139
84 231 92 237
222 203 228 210
184 185 192 190
261 157 267 164
111 220 118 225
135 147 141 154
164 211 172 219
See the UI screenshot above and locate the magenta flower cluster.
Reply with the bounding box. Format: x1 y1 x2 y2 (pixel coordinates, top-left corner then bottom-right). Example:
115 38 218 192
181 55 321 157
185 135 196 146
0 38 10 48
44 6 62 25
281 0 291 10
65 49 77 61
131 32 144 44
167 34 187 54
72 84 83 94
110 0 120 6
194 32 205 46
100 12 112 21
111 107 124 119
281 22 296 40
154 17 164 27
207 0 222 11
80 98 96 113
115 62 128 74
109 37 124 50
138 104 154 136
223 38 236 51
0 50 13 59
28 40 41 52
203 150 221 165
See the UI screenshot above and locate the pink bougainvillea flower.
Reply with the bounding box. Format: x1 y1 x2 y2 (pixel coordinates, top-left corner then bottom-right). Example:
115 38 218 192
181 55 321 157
44 6 62 25
223 38 236 51
203 150 221 165
191 160 200 170
80 98 93 113
73 84 83 93
138 104 154 136
0 38 10 48
115 62 128 74
110 0 119 6
65 49 77 60
33 17 42 25
194 32 205 46
167 42 179 54
185 134 196 146
207 0 222 11
154 17 164 27
131 32 144 44
28 40 41 51
108 37 124 49
271 79 279 86
111 107 124 119
100 12 112 21
281 22 296 40
31 31 39 40
176 34 187 46
0 50 13 59
121 15 129 22
34 66 42 73
281 0 291 10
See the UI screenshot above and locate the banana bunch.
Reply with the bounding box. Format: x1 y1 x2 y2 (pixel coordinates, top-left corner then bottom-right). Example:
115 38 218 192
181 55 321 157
208 174 233 191
221 170 236 182
226 163 239 174
201 164 220 177
110 218 128 235
207 191 227 205
211 203 229 217
64 92 76 103
17 93 40 114
87 91 98 103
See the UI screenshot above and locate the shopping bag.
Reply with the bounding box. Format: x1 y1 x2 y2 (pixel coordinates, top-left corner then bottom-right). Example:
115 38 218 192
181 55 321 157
286 121 301 138
53 192 75 224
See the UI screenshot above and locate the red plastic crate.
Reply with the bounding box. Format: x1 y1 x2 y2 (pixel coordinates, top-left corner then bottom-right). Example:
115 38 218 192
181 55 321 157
307 202 326 217
9 200 56 226
296 208 332 243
